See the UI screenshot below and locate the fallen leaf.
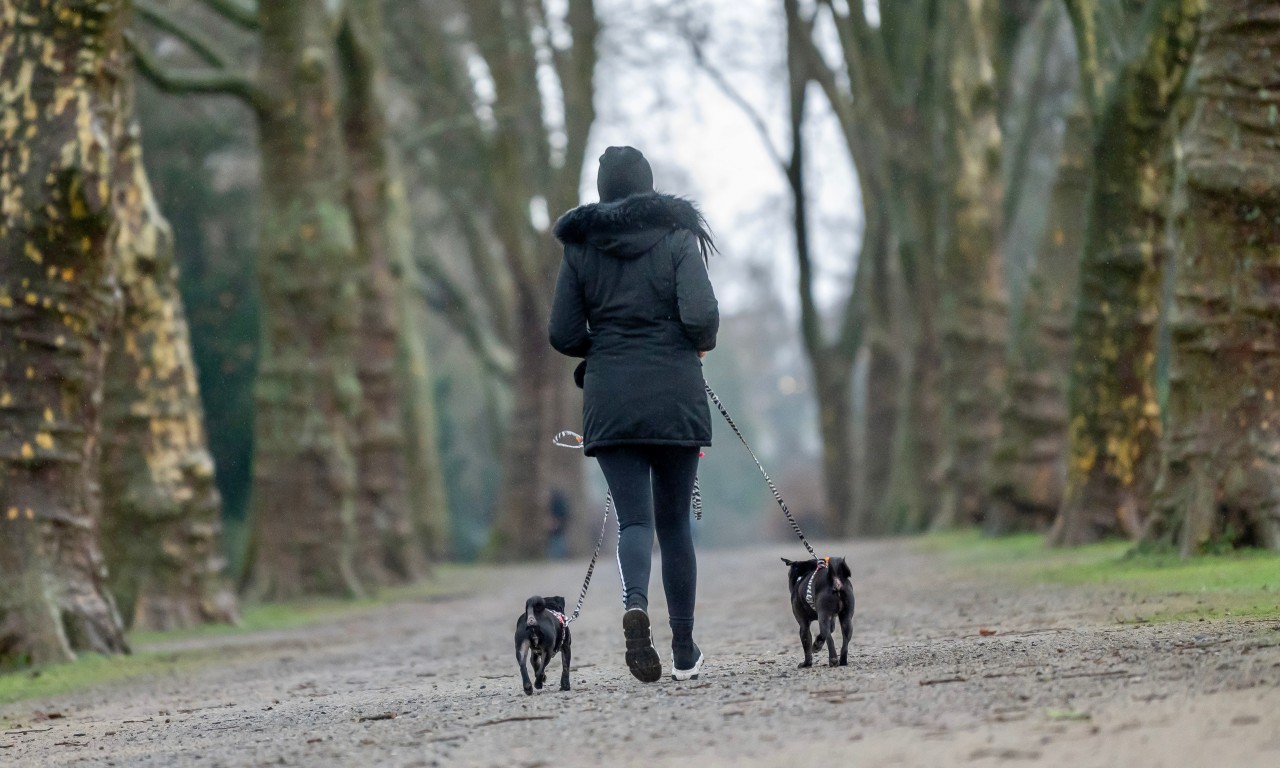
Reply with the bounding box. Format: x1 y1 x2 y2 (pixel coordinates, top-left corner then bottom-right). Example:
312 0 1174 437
979 628 997 636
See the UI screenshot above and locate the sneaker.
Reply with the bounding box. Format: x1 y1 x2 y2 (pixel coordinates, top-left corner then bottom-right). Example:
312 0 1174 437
671 642 703 681
622 608 662 683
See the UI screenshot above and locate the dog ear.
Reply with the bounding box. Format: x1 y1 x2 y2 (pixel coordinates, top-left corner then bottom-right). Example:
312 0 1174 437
781 557 797 566
837 559 852 579
546 596 567 613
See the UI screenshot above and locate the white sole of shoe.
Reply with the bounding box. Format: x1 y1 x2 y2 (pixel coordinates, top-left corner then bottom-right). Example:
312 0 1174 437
671 652 703 681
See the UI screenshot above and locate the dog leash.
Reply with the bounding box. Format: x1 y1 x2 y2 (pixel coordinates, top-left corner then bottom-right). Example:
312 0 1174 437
703 381 817 558
565 491 611 624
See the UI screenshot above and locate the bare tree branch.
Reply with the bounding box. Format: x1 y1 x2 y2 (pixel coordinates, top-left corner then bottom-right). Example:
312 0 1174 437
687 36 788 172
1062 0 1101 112
197 0 259 30
815 0 894 130
134 0 233 69
126 31 268 113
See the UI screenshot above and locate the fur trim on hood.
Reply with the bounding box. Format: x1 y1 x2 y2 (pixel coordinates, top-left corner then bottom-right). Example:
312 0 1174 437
554 192 716 259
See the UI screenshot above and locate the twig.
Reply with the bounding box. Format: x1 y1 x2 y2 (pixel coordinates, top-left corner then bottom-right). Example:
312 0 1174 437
357 712 398 722
125 32 268 114
473 715 555 727
4 728 52 734
1047 669 1131 680
918 676 967 686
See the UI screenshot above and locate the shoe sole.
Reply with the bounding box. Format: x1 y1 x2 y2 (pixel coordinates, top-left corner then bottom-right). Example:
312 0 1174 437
623 609 662 683
671 652 703 682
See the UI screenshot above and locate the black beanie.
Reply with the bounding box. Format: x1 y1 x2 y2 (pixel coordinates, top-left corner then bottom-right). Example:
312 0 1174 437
597 146 654 202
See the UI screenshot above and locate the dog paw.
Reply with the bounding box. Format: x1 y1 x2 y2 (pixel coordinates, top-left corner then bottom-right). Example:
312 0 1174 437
524 685 533 695
839 658 848 667
534 680 544 690
797 660 812 669
560 682 571 691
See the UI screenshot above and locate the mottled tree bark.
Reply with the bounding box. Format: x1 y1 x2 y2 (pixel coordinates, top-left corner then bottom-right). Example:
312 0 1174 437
100 77 237 631
338 0 431 585
1051 0 1203 546
934 0 1008 529
879 154 944 534
986 105 1091 535
242 0 364 599
854 229 901 534
1148 0 1280 553
0 0 129 666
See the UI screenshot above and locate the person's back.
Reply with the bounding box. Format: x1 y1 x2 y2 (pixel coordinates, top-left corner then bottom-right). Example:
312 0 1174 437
551 189 717 456
549 146 718 682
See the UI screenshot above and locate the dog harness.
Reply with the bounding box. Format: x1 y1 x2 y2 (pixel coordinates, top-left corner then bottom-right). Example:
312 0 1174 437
529 609 569 653
803 557 830 610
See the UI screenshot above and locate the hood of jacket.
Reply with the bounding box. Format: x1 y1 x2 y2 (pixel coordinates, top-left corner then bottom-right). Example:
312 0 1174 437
553 192 715 260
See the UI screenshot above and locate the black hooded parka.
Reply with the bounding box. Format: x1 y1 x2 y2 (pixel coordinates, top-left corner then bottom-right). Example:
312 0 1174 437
549 192 719 457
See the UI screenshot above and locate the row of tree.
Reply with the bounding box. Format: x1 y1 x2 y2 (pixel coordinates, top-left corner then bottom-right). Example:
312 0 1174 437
4 0 1277 670
0 0 452 668
773 0 1279 554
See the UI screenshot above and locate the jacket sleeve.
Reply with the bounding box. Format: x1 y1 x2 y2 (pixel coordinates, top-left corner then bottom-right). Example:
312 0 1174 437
548 248 591 357
673 232 719 351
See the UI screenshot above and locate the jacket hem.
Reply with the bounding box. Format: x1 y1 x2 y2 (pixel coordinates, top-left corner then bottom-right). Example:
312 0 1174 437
583 438 710 458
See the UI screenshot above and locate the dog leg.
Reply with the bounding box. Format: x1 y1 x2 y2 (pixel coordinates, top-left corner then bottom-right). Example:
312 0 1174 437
534 651 546 690
819 614 838 667
839 611 852 666
517 641 534 695
798 623 814 668
560 642 572 692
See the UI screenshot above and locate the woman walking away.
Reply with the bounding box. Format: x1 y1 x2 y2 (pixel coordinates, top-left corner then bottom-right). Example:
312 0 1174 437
549 146 719 683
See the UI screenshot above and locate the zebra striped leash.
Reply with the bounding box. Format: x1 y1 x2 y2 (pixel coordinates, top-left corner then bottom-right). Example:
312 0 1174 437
702 382 817 558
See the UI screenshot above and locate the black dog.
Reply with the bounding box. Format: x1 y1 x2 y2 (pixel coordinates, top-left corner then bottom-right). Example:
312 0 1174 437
514 595 572 695
781 556 855 668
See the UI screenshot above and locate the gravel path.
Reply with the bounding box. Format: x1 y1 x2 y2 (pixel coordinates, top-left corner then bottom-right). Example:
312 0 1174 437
2 538 1278 767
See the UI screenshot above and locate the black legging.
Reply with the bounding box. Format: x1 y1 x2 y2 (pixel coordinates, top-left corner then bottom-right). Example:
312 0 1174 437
595 445 700 633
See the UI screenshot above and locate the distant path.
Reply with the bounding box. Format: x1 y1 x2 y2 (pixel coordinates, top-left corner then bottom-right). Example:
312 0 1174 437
2 539 1278 766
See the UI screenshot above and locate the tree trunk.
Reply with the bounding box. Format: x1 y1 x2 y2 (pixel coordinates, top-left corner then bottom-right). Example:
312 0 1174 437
812 359 856 536
986 105 1091 535
100 77 237 631
242 0 364 600
1147 0 1280 553
934 0 1008 530
879 156 944 534
489 298 557 559
1050 0 1202 546
338 0 430 584
853 204 902 535
0 0 129 666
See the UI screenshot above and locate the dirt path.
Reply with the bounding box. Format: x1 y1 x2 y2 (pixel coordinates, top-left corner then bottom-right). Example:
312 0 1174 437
2 538 1278 767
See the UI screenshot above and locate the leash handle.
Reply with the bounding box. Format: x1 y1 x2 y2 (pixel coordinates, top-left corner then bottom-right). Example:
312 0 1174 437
566 492 612 624
553 430 585 449
705 381 817 558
